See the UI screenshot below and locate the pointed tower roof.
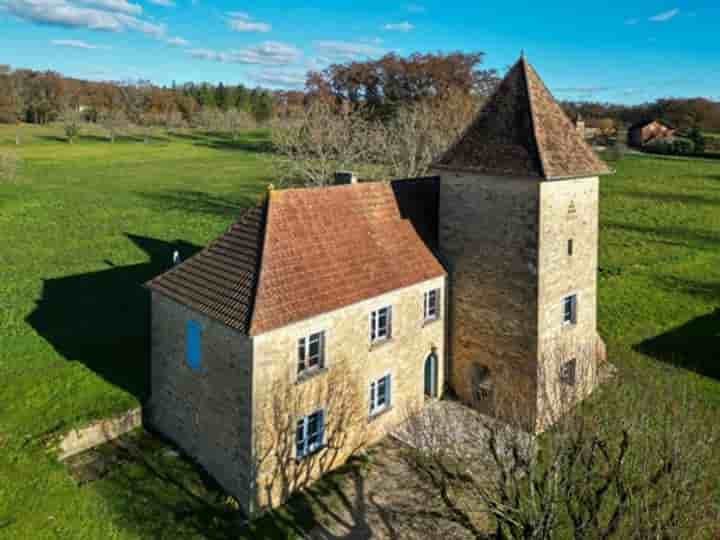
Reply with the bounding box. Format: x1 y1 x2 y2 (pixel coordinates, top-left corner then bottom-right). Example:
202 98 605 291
435 57 610 180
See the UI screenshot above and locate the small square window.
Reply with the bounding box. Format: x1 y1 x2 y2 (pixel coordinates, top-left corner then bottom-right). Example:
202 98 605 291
423 289 441 322
568 239 574 256
560 359 577 386
298 331 325 374
369 374 392 416
562 295 578 326
296 410 325 459
370 306 392 343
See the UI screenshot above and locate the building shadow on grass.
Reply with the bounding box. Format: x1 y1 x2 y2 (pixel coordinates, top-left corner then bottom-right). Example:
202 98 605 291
92 430 388 540
26 234 201 401
636 308 720 380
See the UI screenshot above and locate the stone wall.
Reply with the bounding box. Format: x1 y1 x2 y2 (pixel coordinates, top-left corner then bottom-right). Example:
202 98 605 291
146 292 254 512
436 170 540 425
251 276 446 510
536 177 600 428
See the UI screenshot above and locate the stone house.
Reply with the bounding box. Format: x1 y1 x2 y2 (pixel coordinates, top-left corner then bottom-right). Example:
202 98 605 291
628 119 675 147
145 56 610 515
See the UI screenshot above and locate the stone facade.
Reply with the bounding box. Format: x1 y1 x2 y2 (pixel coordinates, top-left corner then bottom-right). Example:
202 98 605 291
436 170 600 430
251 275 445 511
436 170 540 424
148 276 445 514
146 292 255 511
536 177 600 428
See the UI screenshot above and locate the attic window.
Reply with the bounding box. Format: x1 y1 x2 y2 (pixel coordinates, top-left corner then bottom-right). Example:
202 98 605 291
568 239 574 256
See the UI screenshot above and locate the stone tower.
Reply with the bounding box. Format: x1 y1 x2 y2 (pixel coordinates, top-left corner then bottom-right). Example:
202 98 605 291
432 57 610 430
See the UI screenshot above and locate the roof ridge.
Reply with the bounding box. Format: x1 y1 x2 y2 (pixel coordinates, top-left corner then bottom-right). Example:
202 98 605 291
520 57 548 179
247 194 270 336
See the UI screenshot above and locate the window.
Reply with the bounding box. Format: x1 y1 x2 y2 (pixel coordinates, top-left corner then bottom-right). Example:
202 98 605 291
370 306 392 343
185 320 202 370
423 289 441 322
297 331 325 374
296 410 325 459
369 374 392 416
562 295 578 326
568 239 574 256
560 359 577 386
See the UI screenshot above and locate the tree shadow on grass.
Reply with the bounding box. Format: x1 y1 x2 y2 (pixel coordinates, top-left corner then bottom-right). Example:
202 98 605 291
172 130 274 154
616 190 720 207
26 234 201 401
137 189 260 219
92 430 381 540
636 308 720 380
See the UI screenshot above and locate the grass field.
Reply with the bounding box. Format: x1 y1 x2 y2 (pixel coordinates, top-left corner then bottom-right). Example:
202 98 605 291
1 123 719 538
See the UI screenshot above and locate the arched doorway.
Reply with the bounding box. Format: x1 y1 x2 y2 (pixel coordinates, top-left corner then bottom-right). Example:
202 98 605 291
424 352 438 398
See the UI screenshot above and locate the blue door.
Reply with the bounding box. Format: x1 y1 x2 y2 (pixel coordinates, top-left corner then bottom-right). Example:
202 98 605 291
424 353 437 398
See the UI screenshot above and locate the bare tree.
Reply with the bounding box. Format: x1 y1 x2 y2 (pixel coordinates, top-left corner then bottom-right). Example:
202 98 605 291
99 109 128 144
271 91 481 186
60 105 82 144
193 107 223 134
0 150 22 183
251 364 369 511
396 350 719 540
223 108 254 141
271 100 376 187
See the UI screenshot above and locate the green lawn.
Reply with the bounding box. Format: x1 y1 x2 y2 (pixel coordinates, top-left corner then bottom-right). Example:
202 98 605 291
1 124 719 538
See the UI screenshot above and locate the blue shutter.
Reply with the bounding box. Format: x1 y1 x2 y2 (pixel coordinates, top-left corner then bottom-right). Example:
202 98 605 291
317 410 325 447
387 374 392 407
186 320 202 371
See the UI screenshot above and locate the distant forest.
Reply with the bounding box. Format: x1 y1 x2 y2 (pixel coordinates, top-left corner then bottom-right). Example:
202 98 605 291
1 57 719 133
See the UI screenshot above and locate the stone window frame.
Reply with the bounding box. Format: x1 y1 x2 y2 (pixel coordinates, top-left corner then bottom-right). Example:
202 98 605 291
297 330 326 376
370 306 392 344
423 288 441 323
296 409 325 460
560 358 577 386
562 294 578 327
369 371 393 418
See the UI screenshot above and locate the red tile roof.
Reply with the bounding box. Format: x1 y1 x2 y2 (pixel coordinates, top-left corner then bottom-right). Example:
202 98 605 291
147 179 446 336
435 57 611 180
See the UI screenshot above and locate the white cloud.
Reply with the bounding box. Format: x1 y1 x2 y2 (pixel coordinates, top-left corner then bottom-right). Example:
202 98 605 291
4 0 166 36
165 36 188 46
51 38 109 49
383 21 414 32
313 40 385 61
650 8 679 22
227 11 271 32
148 0 174 6
76 0 141 15
189 41 301 65
250 69 306 88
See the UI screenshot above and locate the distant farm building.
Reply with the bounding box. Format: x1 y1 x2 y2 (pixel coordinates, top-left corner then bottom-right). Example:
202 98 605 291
628 120 675 148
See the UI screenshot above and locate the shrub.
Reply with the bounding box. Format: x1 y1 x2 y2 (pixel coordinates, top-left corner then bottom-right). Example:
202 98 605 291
644 137 695 156
687 127 706 154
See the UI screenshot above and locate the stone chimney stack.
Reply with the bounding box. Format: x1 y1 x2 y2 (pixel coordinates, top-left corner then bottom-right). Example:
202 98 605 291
334 171 357 185
575 114 586 139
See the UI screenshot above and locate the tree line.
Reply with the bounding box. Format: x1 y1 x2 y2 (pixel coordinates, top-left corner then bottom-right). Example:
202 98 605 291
562 97 720 133
0 64 304 127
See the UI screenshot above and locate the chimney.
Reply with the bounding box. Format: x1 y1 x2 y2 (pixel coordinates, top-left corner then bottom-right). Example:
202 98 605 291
334 171 357 185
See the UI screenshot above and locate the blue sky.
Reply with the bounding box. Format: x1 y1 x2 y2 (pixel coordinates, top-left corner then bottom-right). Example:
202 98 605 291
1 0 717 104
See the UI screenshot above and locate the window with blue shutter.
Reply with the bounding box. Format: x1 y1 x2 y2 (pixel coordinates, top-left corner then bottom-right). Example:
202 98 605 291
186 319 202 371
296 410 325 459
369 373 392 417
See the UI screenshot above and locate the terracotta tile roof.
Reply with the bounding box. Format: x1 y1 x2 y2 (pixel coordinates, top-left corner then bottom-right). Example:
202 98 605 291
435 57 610 180
147 179 446 336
